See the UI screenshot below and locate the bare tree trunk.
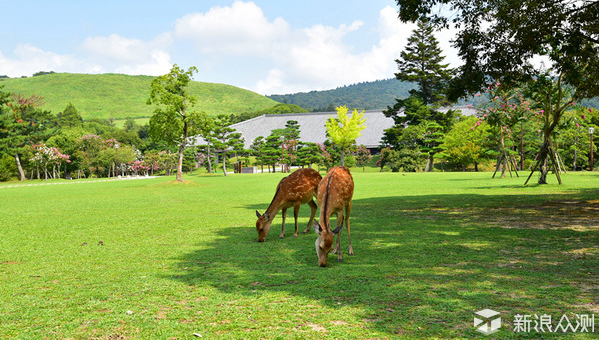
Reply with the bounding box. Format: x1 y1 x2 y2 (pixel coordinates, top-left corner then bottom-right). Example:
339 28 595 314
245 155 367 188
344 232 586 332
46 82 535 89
500 134 507 178
177 143 185 182
425 154 434 172
207 145 213 173
573 131 580 171
340 149 345 166
176 121 188 182
222 153 228 177
15 154 25 181
537 141 550 184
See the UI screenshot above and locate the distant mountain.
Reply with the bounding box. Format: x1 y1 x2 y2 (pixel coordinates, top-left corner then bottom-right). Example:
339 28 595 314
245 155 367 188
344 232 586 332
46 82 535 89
0 73 279 120
269 78 599 111
268 79 416 111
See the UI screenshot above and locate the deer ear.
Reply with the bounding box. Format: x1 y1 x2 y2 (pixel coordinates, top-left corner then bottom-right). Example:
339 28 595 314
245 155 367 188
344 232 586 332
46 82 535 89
332 225 343 234
255 210 262 218
312 221 322 234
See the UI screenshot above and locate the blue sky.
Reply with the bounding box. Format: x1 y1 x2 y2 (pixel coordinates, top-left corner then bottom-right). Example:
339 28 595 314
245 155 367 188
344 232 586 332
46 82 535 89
0 0 459 95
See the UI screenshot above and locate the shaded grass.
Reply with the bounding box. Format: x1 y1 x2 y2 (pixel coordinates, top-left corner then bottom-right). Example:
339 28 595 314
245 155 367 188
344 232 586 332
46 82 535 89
1 172 598 339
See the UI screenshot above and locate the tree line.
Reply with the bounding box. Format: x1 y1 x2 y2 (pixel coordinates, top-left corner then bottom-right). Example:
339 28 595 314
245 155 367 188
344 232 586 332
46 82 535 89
0 67 371 182
377 8 599 183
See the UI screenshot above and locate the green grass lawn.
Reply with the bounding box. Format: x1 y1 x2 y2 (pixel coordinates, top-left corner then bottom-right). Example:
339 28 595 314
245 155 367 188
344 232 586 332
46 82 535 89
1 172 598 339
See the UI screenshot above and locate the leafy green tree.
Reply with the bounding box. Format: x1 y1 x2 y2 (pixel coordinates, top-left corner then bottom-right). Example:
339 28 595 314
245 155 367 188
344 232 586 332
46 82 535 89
421 121 445 171
441 116 492 171
318 140 341 171
354 145 372 172
0 91 53 181
209 114 236 176
279 120 301 172
57 103 83 127
147 64 209 182
556 108 597 171
385 95 459 132
388 148 423 172
194 116 215 173
524 73 578 183
376 147 393 172
123 117 137 132
395 19 453 106
473 84 531 177
264 132 282 173
182 147 197 173
0 153 17 181
325 105 367 166
46 127 87 178
250 136 266 172
297 142 321 169
158 150 177 176
228 132 245 157
396 0 599 183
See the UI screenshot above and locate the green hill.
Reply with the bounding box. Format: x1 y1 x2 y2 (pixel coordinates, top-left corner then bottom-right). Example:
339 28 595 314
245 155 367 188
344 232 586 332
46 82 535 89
0 73 279 120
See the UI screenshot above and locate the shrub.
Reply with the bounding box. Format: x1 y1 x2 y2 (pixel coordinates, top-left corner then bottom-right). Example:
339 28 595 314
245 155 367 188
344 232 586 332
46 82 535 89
0 154 17 181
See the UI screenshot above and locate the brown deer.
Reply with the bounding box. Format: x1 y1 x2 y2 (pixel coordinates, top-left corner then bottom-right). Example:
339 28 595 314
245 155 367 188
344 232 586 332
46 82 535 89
312 166 354 267
255 168 322 242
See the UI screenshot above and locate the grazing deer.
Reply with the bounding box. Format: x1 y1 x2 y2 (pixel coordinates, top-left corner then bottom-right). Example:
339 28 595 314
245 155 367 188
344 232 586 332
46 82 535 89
255 168 322 242
313 166 354 267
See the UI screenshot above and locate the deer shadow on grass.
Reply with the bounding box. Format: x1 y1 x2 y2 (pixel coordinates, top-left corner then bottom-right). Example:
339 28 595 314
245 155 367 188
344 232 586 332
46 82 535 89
170 188 599 337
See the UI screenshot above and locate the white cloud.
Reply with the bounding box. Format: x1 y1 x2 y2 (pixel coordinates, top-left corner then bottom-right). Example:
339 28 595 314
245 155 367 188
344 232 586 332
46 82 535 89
81 33 173 75
82 34 149 62
114 50 172 76
0 34 173 78
174 1 289 56
254 5 420 94
0 44 85 77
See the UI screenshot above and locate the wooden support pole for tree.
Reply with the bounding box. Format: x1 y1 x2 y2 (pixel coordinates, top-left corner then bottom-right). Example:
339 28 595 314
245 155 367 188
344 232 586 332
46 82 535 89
492 153 503 179
548 140 562 185
524 143 562 185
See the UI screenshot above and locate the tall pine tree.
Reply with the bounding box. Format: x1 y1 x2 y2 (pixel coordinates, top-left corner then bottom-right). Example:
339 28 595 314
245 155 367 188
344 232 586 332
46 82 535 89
395 20 452 106
384 20 457 172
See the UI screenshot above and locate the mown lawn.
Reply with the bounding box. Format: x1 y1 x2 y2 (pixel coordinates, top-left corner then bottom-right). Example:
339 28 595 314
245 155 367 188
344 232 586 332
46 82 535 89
1 171 598 339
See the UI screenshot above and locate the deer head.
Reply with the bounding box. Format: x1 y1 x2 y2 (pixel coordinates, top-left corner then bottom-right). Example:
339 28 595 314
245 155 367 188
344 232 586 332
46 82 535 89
255 210 272 242
313 166 354 267
313 221 343 267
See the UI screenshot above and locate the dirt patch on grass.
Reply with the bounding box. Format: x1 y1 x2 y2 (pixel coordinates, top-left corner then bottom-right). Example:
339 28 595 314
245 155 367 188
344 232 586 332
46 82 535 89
461 200 599 230
154 180 204 187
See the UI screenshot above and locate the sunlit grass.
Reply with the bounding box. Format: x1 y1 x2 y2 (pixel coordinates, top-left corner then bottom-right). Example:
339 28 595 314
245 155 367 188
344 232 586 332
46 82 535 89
1 171 598 339
0 73 278 120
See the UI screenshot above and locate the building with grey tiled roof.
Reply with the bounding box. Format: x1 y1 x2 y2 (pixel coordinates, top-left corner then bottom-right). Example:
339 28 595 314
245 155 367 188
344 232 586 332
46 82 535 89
193 105 477 150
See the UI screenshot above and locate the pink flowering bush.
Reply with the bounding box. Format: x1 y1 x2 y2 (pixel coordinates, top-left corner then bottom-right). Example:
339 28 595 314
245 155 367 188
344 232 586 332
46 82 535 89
471 83 531 176
29 143 70 179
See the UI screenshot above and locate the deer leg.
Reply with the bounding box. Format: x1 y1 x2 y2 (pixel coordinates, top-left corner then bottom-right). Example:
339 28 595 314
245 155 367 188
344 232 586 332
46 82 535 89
335 212 344 261
346 201 354 256
293 202 300 237
302 199 317 234
279 208 287 239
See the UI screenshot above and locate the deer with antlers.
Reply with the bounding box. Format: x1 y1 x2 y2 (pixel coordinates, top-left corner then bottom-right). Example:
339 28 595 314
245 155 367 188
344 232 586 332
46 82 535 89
313 166 354 267
255 168 322 242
